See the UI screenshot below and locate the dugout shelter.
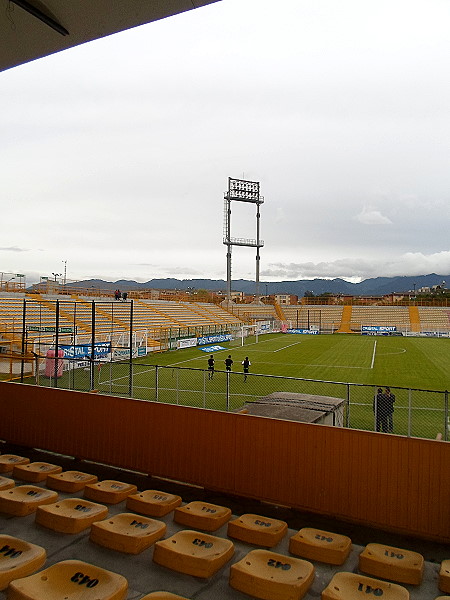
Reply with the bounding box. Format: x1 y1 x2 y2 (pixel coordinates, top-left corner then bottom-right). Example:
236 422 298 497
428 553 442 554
240 392 345 427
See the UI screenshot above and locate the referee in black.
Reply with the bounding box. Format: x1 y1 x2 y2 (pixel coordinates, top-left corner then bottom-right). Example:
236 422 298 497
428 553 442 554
242 356 251 382
207 355 215 379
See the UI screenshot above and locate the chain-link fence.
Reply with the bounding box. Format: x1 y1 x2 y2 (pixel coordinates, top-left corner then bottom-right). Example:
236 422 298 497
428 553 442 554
19 356 449 441
0 297 234 384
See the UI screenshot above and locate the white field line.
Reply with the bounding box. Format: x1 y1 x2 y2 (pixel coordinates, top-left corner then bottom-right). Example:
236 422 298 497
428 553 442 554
273 341 303 353
370 340 377 369
98 364 155 385
378 348 407 356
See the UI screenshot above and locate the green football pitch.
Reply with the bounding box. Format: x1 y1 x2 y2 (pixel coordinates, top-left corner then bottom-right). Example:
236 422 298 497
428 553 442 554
136 332 450 392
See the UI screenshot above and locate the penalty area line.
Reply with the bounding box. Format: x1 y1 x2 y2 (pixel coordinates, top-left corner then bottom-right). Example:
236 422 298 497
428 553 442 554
273 341 302 353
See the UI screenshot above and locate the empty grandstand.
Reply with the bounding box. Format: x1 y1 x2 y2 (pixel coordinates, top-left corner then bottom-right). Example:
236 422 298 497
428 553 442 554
0 292 244 377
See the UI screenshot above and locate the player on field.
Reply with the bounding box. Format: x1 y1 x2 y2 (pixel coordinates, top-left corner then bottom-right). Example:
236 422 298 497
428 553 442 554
207 355 215 379
225 355 233 371
242 357 251 382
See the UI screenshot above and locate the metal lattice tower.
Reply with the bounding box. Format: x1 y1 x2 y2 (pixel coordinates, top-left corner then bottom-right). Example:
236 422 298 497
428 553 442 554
223 177 264 304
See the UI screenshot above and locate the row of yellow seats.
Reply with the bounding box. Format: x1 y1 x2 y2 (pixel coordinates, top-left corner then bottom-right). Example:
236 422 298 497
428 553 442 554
1 455 450 598
2 537 450 600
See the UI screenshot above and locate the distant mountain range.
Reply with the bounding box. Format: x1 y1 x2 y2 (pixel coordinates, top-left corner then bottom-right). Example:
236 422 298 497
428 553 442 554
61 273 449 297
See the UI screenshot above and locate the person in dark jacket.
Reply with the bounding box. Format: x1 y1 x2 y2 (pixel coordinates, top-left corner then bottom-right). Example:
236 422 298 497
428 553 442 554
373 387 389 432
207 355 215 379
242 357 251 382
385 387 396 433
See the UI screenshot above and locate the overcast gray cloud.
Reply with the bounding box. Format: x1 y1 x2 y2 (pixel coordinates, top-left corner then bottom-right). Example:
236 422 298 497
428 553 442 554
355 207 393 226
263 251 450 280
1 0 449 286
0 246 28 252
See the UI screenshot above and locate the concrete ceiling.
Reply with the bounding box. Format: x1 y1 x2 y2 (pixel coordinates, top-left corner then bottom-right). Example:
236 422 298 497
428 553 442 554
1 0 221 73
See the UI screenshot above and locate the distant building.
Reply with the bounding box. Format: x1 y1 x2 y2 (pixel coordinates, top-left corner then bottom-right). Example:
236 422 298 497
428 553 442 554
274 294 298 305
230 290 244 301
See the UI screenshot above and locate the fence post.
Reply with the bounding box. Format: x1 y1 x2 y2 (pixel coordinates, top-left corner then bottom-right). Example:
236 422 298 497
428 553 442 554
33 352 39 386
445 390 449 442
90 301 95 391
155 365 159 402
203 369 206 409
54 299 60 387
128 300 133 397
345 383 350 427
20 298 26 383
373 386 377 432
109 361 113 395
407 389 412 437
72 300 77 391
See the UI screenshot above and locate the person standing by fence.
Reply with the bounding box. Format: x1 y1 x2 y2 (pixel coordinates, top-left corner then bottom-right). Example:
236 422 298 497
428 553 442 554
385 387 396 433
374 387 389 432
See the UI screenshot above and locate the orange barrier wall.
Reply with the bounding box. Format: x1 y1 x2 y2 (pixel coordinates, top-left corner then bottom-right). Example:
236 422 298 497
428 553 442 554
1 381 449 543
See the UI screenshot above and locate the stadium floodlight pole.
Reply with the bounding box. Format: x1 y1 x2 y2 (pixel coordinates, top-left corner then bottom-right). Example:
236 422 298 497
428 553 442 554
223 177 264 305
62 260 67 288
225 191 232 303
255 194 261 302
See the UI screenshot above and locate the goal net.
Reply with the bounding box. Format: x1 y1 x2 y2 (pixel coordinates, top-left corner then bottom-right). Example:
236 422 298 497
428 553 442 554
229 320 278 346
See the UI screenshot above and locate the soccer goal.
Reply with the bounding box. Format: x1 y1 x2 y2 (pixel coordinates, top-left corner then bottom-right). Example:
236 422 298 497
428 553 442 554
229 320 278 346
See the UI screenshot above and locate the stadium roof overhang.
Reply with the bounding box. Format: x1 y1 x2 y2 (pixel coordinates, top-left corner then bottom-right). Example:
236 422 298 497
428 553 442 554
1 0 221 73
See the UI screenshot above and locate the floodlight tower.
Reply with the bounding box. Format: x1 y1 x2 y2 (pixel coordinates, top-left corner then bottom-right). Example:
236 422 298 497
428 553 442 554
223 177 264 304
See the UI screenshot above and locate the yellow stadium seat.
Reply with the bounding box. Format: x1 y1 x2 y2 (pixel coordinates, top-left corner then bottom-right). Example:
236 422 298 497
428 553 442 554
141 594 189 600
153 530 234 578
359 542 424 585
174 501 231 532
83 480 137 504
46 471 98 493
289 527 352 565
227 513 288 548
0 486 58 517
0 456 30 474
7 559 128 600
12 462 63 483
35 498 108 534
322 572 409 599
0 476 14 491
440 559 450 594
90 513 166 554
229 548 315 600
0 535 46 591
126 490 182 517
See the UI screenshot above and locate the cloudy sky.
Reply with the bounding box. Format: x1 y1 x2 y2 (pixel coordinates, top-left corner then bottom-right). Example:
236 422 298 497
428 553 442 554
1 0 449 286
